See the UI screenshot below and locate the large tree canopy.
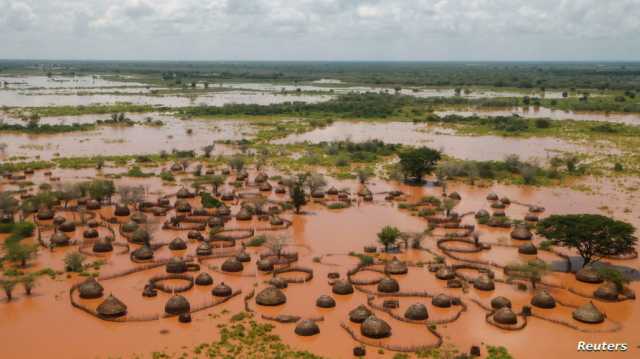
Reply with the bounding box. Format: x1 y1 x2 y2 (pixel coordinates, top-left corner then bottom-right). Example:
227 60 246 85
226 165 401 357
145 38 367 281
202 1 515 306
537 214 637 265
398 147 441 182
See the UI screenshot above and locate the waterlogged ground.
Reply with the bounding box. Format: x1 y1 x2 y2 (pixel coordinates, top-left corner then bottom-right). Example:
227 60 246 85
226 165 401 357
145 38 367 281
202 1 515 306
0 169 638 359
436 108 640 125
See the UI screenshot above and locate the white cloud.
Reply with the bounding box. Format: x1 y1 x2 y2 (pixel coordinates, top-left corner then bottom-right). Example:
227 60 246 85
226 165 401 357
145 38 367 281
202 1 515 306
0 0 638 60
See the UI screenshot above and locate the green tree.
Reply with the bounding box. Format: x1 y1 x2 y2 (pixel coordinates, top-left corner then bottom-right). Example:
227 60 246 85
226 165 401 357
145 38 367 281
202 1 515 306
398 147 441 182
211 175 225 195
377 226 401 252
64 252 86 272
4 242 38 267
0 279 17 301
20 274 38 295
0 191 18 222
290 182 306 214
355 168 374 185
537 214 637 265
506 260 550 290
596 267 630 292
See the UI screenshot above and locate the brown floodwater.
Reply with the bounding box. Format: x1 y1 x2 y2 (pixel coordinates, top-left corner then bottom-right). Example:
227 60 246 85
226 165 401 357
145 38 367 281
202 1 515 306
276 121 585 161
0 115 254 159
0 166 638 359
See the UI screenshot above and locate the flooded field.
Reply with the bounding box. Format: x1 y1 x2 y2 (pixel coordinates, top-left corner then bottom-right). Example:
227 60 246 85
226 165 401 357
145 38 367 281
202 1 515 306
0 167 638 359
276 121 584 161
437 107 640 125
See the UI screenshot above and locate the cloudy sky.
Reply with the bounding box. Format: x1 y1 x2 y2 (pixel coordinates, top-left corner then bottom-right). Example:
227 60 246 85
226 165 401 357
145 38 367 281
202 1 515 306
1 0 639 61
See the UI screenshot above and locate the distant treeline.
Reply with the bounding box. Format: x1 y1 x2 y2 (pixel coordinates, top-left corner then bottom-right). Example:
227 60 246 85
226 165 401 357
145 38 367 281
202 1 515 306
2 60 640 90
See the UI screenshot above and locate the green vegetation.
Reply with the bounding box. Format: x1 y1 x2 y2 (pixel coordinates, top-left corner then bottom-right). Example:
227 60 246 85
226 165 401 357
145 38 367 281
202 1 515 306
506 260 551 290
398 147 441 182
377 225 401 252
537 214 637 265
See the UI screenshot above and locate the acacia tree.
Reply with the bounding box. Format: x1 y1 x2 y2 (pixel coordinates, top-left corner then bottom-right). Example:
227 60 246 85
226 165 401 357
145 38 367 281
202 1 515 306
537 214 637 266
20 274 38 295
0 191 18 222
0 279 16 301
398 147 441 182
506 260 550 290
4 242 38 268
377 226 401 252
289 181 306 214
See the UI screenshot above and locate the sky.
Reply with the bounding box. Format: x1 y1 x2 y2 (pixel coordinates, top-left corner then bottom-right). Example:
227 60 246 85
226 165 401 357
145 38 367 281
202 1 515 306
1 0 639 61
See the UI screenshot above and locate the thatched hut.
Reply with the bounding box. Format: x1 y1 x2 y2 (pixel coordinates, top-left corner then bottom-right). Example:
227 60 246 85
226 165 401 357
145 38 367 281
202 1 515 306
510 224 533 240
275 186 286 194
256 259 274 272
212 282 232 297
165 295 190 315
295 319 320 336
83 228 99 239
259 182 272 192
316 295 336 308
86 200 101 210
256 286 286 306
432 294 452 308
332 280 354 295
361 316 391 339
58 221 76 233
114 204 130 217
195 272 213 286
254 172 268 183
221 258 244 272
169 237 187 251
36 207 54 220
436 267 455 280
176 188 195 199
404 303 428 320
175 200 192 213
50 231 70 246
327 186 338 195
208 216 224 228
524 213 539 222
96 294 127 318
486 192 499 201
385 257 408 275
236 251 251 262
78 277 104 299
349 305 372 323
166 257 188 273
493 307 518 325
518 243 538 255
572 302 605 324
196 242 212 256
490 296 512 310
531 290 556 309
448 192 461 200
130 212 147 224
121 221 139 233
268 277 288 289
473 275 495 291
131 228 150 244
475 209 490 219
132 245 154 261
575 266 603 284
53 215 66 226
377 277 400 293
235 208 252 221
593 282 619 301
93 237 113 253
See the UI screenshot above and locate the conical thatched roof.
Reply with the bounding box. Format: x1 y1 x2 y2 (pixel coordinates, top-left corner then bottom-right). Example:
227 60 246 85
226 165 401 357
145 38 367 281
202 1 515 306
195 272 213 286
361 316 391 339
236 251 251 262
36 207 54 220
593 282 619 301
259 182 272 192
575 266 603 284
473 275 495 291
256 286 286 306
349 305 372 323
448 192 461 200
475 209 490 219
572 302 605 324
436 267 455 280
294 319 320 336
86 200 101 210
486 192 499 201
377 277 400 293
518 243 538 255
256 259 274 272
50 231 70 246
327 186 338 195
58 221 76 232
212 282 232 297
332 280 354 295
432 294 452 308
493 307 517 325
385 258 408 275
78 277 104 299
83 228 99 239
93 237 113 253
196 242 212 256
510 224 533 240
53 216 66 226
165 295 191 315
524 213 539 222
114 204 130 217
254 172 269 183
130 212 147 224
169 237 187 251
268 277 288 289
97 294 127 318
316 295 336 308
235 208 252 221
208 216 224 228
131 228 150 244
221 258 244 272
490 296 512 310
166 257 187 273
132 245 153 260
121 221 139 233
531 290 556 309
404 303 428 320
175 199 191 213
176 188 193 199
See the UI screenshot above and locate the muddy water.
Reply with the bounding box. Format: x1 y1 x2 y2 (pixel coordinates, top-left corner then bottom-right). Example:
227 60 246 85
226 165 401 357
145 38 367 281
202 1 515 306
0 167 638 359
0 75 148 89
276 121 584 161
437 107 640 125
0 115 253 160
0 90 333 107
